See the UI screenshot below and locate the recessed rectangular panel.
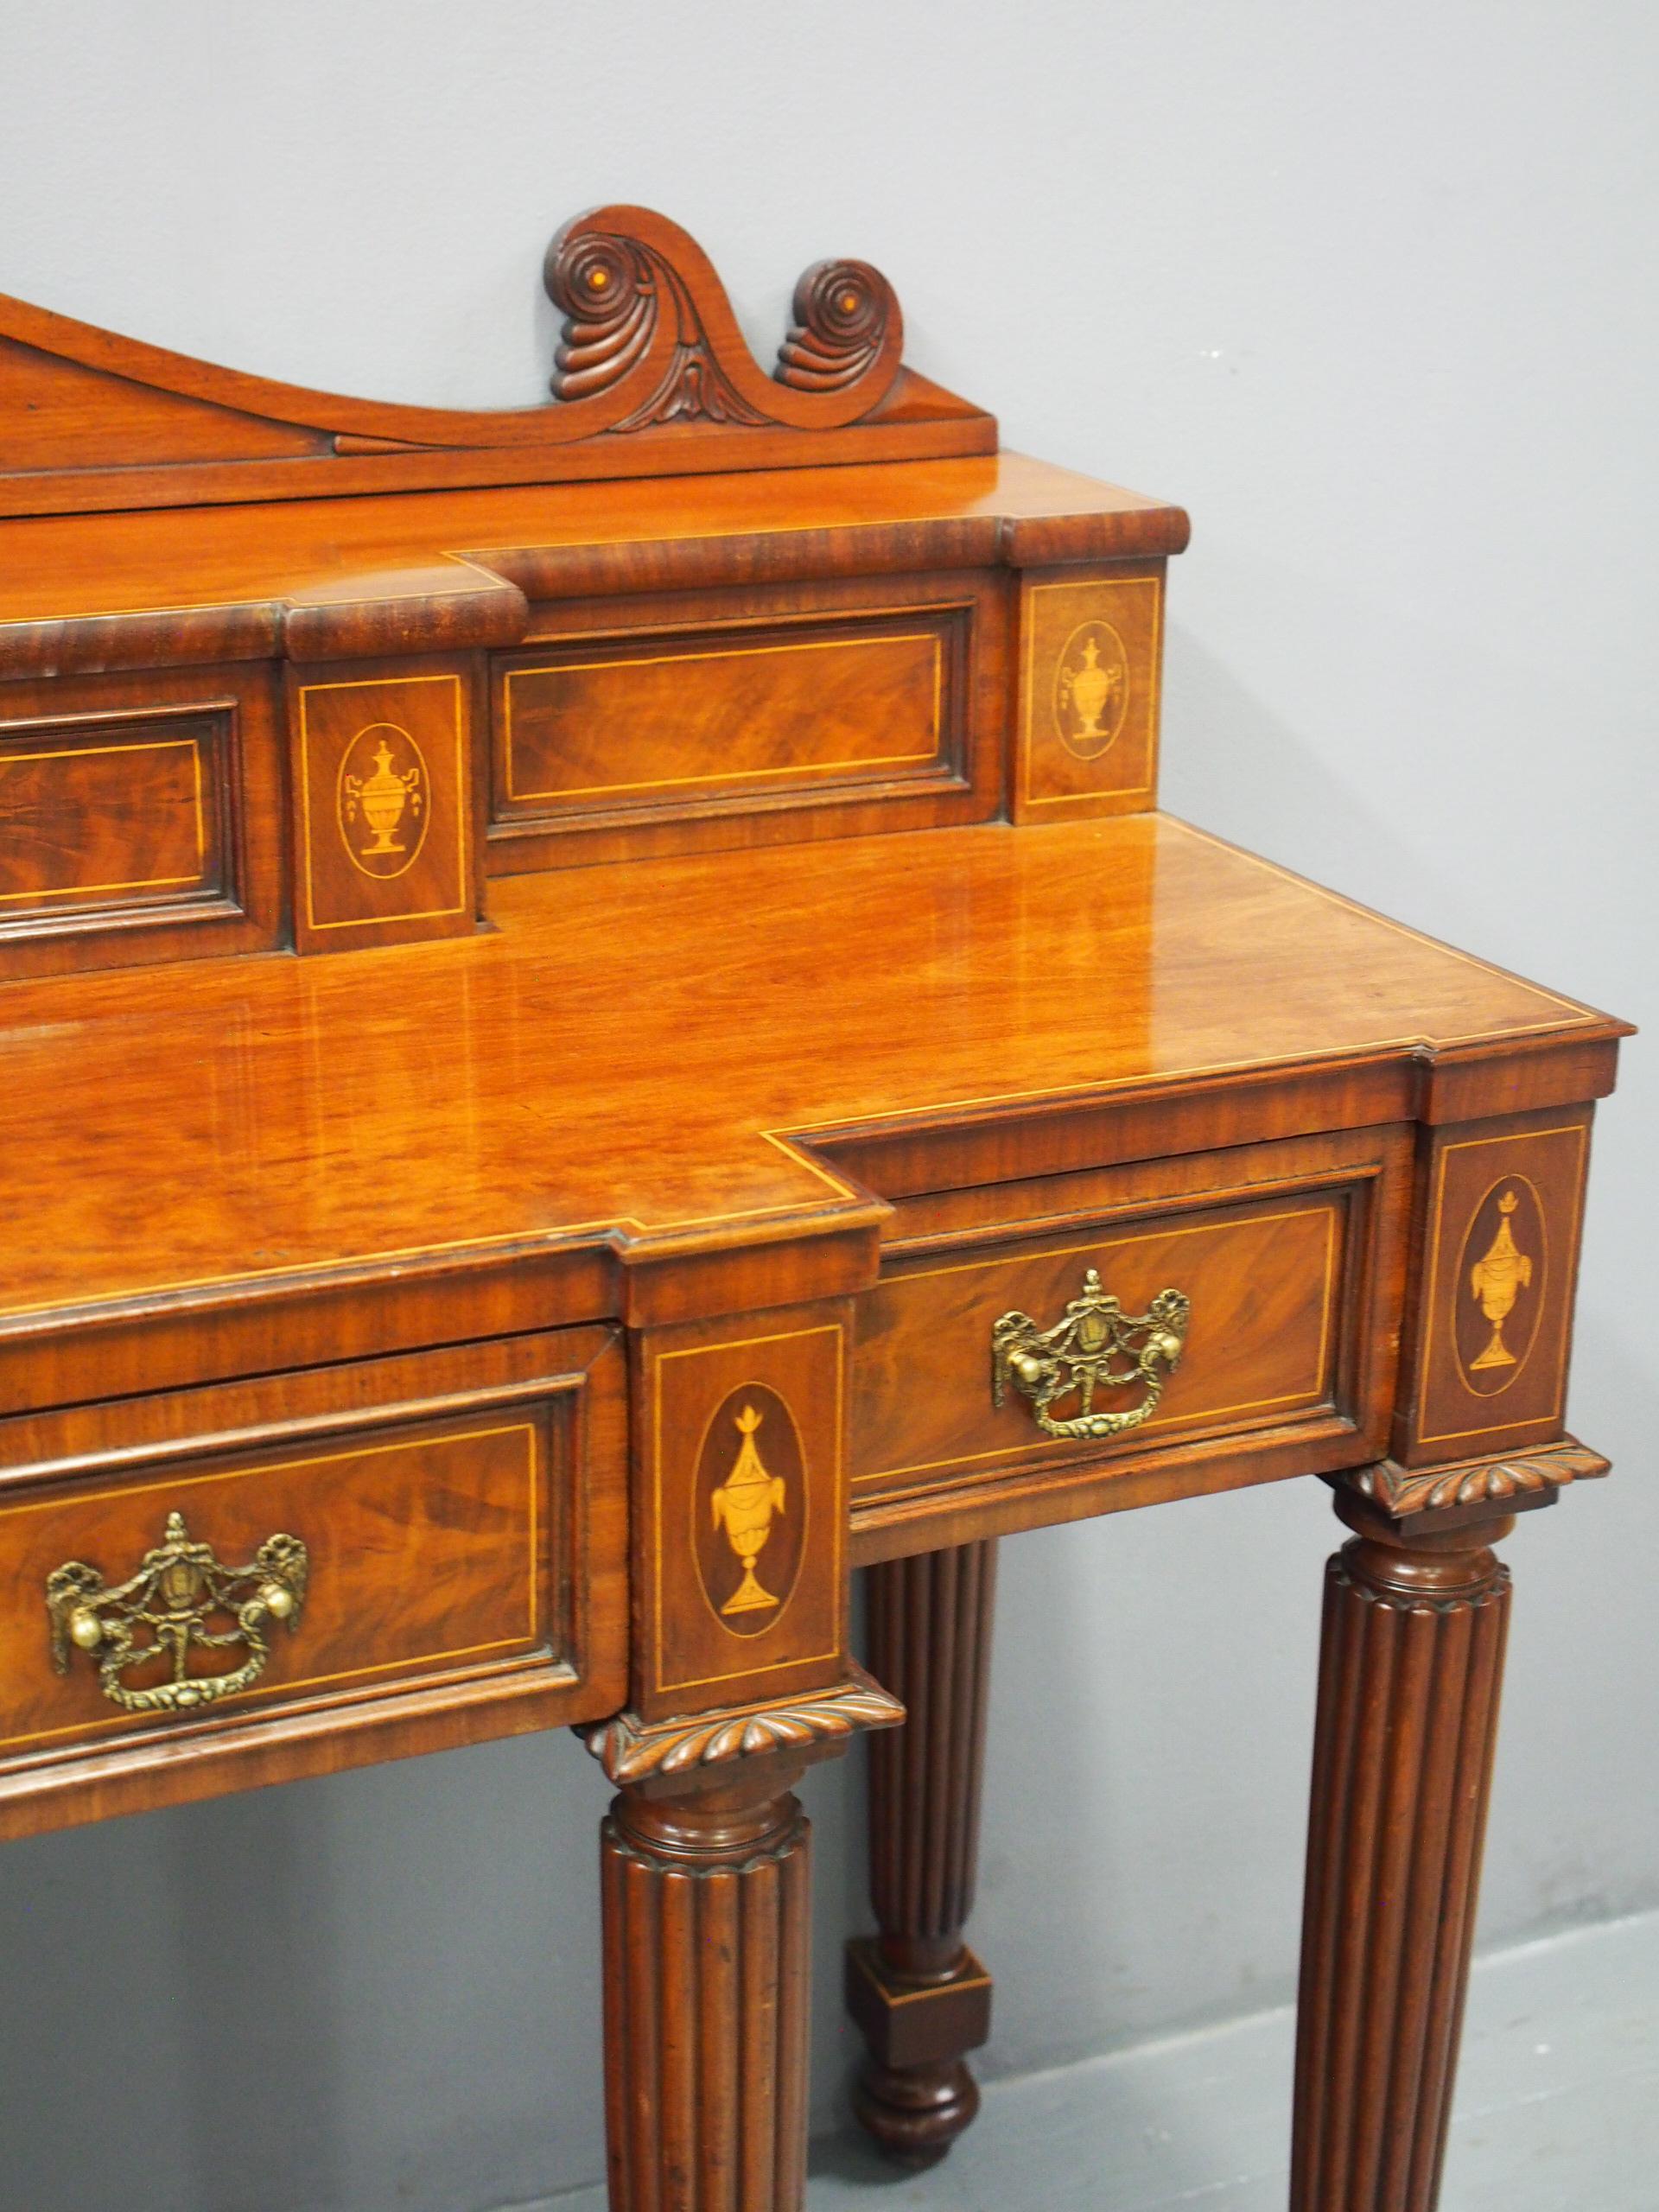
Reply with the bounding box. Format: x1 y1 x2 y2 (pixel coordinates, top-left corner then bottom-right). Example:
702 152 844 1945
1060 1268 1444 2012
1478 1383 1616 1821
495 607 964 828
0 709 230 928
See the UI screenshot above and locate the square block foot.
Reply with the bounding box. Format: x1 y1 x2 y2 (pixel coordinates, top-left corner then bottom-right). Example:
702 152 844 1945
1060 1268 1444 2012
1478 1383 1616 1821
845 1937 993 2070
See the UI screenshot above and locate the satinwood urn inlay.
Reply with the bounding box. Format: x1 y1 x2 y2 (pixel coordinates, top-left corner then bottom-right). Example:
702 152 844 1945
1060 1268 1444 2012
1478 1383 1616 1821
1455 1176 1546 1395
695 1384 806 1636
339 723 429 880
1054 620 1130 759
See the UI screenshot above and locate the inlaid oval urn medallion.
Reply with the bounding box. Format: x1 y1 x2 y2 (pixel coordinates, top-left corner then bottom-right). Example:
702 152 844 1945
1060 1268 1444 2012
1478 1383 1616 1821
338 721 429 880
1053 619 1130 759
694 1384 806 1636
1454 1175 1547 1395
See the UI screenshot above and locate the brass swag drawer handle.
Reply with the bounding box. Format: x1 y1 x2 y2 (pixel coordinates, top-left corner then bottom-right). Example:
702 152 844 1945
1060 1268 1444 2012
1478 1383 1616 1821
992 1268 1190 1440
46 1510 309 1716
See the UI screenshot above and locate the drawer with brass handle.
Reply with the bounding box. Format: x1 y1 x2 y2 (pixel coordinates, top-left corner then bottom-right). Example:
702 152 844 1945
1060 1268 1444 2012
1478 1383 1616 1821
849 1127 1414 1554
0 1325 626 1840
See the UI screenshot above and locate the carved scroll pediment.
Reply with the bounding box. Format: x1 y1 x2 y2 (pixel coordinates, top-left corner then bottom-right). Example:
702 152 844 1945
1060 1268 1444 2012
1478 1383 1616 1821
0 205 991 517
544 206 904 432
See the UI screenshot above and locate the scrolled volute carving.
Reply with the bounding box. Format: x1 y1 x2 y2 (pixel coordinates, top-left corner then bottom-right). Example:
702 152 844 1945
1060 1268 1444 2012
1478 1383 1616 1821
543 205 906 435
586 1665 905 1787
545 215 763 427
544 230 658 399
776 258 899 393
0 203 990 522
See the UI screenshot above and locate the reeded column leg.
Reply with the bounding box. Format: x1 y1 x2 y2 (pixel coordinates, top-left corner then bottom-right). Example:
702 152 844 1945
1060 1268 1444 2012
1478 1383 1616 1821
849 1540 997 2167
1291 1491 1515 2212
602 1752 813 2212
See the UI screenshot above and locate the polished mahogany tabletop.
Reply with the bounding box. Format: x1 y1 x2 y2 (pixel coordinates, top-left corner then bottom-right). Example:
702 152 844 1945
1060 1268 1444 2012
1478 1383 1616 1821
0 810 1613 1332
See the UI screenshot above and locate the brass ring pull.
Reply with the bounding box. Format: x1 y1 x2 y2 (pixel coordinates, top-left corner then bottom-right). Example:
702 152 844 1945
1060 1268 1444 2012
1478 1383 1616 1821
46 1510 308 1715
992 1268 1190 1440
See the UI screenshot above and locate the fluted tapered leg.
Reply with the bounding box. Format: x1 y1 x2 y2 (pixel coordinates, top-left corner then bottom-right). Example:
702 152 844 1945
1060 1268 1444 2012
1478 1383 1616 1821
849 1541 997 2166
602 1755 812 2212
1291 1494 1515 2212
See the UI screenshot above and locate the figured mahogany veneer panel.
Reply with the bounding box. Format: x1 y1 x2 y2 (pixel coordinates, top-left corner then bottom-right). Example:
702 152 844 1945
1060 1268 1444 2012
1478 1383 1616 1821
0 688 278 986
289 664 480 951
0 667 286 981
1395 1109 1592 1466
0 1413 550 1753
0 707 226 918
0 1325 626 1838
859 1203 1335 1486
1015 563 1164 818
491 569 1003 868
850 1128 1410 1547
499 613 957 818
635 1305 848 1721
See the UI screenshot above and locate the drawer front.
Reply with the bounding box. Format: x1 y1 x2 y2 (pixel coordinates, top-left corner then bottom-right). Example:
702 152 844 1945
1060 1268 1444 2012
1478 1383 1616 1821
850 1129 1410 1549
5 1408 548 1752
0 1325 625 1836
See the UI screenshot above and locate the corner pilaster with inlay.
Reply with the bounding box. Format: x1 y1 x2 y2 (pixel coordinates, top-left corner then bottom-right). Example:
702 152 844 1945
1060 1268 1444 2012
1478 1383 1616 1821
588 1282 905 2212
1012 560 1167 819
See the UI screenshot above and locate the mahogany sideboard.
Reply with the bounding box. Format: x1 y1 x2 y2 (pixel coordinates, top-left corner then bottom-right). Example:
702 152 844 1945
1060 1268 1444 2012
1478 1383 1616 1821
0 207 1627 2212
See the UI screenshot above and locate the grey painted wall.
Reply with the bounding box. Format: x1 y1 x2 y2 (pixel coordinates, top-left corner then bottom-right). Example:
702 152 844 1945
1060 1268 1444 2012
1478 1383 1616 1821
0 5 1653 2209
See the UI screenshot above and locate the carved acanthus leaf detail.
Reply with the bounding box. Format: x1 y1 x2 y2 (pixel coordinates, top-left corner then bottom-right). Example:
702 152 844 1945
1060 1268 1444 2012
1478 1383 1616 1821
1347 1435 1610 1520
613 344 770 430
586 1664 905 1786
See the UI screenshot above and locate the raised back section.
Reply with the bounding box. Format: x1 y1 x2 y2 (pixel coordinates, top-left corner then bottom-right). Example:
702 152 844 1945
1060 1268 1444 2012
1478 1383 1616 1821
0 205 992 518
0 207 1188 979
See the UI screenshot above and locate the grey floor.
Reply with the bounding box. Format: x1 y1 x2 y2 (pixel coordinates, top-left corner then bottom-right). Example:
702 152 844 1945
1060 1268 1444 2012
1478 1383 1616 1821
541 1910 1659 2212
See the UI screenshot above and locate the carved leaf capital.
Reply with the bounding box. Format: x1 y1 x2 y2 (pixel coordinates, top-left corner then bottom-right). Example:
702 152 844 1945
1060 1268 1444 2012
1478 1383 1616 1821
586 1663 905 1787
1346 1435 1610 1520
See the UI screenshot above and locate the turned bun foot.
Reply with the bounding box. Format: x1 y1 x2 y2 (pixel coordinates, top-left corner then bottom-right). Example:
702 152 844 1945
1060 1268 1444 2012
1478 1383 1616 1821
853 2056 981 2168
